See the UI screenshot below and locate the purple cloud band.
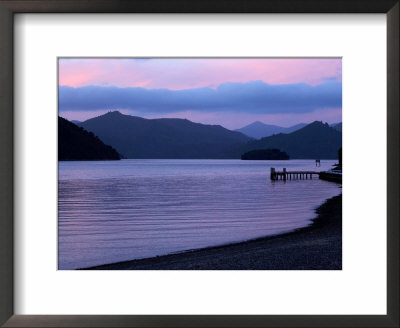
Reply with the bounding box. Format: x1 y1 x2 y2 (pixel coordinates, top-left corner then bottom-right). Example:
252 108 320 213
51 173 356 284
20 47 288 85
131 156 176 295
59 80 341 115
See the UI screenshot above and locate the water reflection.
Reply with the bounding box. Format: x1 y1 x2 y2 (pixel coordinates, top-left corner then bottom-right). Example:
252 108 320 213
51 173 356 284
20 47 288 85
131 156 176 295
58 159 341 269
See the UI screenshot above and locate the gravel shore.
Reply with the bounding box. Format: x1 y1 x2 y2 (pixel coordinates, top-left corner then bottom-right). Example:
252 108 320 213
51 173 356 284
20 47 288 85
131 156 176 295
84 194 342 270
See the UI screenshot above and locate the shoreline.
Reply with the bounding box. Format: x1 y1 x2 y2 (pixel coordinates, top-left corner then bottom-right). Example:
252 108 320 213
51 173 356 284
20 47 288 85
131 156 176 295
83 193 342 270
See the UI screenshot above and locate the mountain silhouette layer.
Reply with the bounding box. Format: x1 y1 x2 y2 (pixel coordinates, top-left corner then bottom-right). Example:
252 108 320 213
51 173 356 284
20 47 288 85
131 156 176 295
74 113 341 160
237 121 342 159
77 111 251 159
330 122 342 132
58 117 121 161
235 121 307 139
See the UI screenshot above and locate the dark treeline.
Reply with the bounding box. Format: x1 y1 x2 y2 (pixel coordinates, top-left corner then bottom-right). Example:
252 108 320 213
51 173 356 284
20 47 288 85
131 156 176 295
58 117 121 161
241 149 290 160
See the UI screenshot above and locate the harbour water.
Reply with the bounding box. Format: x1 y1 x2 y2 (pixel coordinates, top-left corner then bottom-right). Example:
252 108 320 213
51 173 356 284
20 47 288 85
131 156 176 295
58 159 341 269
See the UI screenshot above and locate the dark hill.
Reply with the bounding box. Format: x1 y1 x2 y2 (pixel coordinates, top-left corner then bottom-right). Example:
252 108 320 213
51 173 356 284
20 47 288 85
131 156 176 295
237 121 342 159
78 111 251 159
58 117 121 161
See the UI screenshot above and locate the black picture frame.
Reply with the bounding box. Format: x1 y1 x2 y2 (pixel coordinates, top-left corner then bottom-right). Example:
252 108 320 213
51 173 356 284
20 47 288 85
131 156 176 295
0 1 398 327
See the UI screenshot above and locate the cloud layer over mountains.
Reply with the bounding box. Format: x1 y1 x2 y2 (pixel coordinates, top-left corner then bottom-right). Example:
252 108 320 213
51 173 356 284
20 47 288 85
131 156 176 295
59 80 341 115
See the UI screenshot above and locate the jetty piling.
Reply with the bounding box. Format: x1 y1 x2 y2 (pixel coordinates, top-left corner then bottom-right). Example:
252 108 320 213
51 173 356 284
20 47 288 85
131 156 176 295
270 168 320 181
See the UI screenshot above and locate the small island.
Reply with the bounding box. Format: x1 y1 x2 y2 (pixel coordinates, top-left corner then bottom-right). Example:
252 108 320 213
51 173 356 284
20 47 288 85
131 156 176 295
241 148 290 160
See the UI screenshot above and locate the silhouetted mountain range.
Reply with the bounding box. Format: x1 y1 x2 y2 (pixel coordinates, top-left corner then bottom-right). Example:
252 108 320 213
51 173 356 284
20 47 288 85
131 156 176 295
58 117 121 161
69 112 342 160
77 111 251 159
235 121 307 139
236 121 342 159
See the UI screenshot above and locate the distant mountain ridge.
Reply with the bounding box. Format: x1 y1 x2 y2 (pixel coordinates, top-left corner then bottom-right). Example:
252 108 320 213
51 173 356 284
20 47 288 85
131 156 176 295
236 121 342 159
58 117 121 161
235 121 307 139
73 112 342 160
330 122 342 132
77 111 251 159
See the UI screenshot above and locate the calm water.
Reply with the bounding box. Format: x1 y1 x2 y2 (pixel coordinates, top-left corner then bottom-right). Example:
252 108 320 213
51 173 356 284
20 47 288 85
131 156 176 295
58 159 341 269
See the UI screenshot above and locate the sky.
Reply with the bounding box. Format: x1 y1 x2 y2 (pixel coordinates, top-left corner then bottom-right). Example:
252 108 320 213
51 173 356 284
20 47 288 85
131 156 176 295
58 58 342 129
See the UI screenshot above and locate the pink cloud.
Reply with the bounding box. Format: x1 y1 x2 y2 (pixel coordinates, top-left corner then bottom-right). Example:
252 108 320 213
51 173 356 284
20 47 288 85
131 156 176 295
59 58 342 129
59 58 341 90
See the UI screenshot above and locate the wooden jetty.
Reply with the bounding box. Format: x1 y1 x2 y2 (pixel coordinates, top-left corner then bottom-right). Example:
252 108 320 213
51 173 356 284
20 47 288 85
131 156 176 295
270 167 342 183
270 168 320 181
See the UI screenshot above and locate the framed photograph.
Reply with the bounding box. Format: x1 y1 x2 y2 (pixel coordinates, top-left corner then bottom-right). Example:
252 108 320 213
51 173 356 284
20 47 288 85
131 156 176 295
58 57 343 271
0 1 398 327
